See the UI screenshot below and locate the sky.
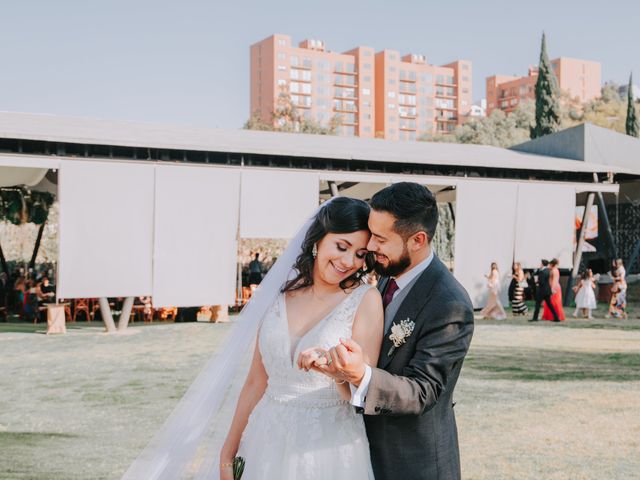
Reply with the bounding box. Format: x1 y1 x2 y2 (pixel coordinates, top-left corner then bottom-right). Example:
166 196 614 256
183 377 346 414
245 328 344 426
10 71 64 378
1 0 638 130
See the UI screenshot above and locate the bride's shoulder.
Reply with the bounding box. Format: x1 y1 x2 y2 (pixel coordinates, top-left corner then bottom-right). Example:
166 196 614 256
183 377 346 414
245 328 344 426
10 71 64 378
354 283 382 309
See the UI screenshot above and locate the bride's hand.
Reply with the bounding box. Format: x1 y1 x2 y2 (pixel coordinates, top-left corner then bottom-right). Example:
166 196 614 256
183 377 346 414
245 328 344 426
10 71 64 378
297 347 329 371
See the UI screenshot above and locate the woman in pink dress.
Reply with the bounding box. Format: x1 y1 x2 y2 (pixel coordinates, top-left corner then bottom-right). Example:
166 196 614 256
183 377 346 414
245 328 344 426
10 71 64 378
543 258 565 321
480 262 507 320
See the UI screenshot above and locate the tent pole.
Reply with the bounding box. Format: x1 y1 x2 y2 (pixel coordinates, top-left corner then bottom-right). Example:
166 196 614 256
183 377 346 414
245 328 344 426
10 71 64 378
99 297 117 333
565 192 595 306
0 240 8 275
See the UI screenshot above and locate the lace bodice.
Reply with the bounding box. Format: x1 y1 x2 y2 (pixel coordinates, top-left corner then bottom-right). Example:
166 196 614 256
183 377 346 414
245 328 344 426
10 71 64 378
258 283 372 407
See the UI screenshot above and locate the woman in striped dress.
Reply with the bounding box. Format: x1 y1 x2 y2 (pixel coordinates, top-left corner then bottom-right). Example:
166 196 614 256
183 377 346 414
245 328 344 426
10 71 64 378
511 262 528 316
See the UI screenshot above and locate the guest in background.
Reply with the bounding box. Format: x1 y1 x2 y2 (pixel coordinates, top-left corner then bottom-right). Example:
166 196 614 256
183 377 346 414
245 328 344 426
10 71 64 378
508 263 517 306
248 253 264 287
511 262 528 316
530 259 559 322
37 277 55 304
23 279 39 321
613 259 626 290
480 262 507 320
607 267 627 319
574 269 597 319
543 258 565 321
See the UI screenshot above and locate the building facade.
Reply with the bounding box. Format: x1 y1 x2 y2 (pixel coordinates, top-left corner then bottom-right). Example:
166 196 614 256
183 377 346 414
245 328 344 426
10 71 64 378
250 34 471 139
486 57 601 115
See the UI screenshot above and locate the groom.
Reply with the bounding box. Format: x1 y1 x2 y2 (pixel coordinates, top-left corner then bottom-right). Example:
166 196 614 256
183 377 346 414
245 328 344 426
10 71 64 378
318 182 474 480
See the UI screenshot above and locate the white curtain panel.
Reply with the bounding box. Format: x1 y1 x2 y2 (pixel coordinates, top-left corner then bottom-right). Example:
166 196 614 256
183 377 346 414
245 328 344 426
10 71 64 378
453 181 519 308
57 161 155 298
514 183 575 269
152 165 240 307
240 169 319 238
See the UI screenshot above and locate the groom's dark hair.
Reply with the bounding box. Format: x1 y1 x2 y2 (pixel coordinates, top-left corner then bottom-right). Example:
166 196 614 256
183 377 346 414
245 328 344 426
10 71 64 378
370 182 438 242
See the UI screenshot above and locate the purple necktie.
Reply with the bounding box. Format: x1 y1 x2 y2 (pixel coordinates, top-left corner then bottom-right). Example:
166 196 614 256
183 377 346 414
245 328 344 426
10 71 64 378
382 279 399 310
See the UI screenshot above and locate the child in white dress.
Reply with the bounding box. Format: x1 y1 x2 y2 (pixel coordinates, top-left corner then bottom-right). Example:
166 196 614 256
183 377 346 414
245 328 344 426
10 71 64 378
574 270 597 318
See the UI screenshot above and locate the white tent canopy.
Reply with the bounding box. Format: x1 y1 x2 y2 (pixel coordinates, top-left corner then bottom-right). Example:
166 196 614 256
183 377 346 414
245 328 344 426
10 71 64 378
0 111 623 310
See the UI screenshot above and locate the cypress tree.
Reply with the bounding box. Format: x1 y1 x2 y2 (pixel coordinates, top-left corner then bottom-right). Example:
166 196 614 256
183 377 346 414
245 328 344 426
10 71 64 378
625 73 639 137
530 33 561 139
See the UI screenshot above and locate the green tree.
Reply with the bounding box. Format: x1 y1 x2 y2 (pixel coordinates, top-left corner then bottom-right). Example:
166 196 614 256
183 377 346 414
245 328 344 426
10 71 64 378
625 73 639 137
244 86 340 135
530 33 561 139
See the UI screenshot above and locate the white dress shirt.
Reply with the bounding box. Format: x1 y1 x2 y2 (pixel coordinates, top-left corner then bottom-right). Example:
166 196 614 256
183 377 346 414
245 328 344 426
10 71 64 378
350 249 435 408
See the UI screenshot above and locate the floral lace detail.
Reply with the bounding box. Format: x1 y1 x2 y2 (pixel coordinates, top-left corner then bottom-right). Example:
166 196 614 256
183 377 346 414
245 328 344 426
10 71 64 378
238 283 375 480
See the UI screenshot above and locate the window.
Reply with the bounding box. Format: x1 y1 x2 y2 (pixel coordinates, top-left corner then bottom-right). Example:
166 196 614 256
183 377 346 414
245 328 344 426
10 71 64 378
461 76 469 82
462 88 469 94
420 73 432 83
345 63 356 73
277 65 287 71
388 79 396 85
388 91 396 98
290 70 299 80
362 88 371 96
290 82 300 93
388 103 395 109
389 67 396 73
277 39 286 46
363 75 371 82
436 98 454 109
277 52 286 60
301 70 311 81
302 57 312 68
462 64 469 70
291 56 298 66
277 79 287 86
389 53 397 60
302 83 312 94
364 126 372 132
363 63 372 70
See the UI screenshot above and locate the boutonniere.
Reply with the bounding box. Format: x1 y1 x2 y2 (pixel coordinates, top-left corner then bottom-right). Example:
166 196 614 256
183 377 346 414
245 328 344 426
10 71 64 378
387 318 415 356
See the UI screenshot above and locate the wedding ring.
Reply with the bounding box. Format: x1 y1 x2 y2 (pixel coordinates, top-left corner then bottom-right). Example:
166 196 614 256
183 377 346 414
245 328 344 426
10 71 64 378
326 356 333 366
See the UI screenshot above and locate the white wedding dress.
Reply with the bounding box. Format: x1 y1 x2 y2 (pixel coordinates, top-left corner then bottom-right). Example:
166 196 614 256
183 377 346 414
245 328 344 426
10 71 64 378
236 283 375 480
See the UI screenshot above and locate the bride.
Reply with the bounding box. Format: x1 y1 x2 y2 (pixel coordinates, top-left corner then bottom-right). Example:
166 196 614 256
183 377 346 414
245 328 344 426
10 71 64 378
219 197 383 480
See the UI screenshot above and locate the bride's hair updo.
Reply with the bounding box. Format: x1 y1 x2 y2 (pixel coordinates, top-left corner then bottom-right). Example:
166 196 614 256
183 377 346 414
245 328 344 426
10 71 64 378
282 197 375 293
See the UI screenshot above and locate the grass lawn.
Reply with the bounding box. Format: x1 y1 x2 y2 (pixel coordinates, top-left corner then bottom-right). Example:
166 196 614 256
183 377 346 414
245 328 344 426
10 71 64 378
1 310 640 479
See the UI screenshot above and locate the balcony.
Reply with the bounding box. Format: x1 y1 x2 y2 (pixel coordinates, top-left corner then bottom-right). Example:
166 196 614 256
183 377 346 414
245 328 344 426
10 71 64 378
436 116 457 122
334 105 358 113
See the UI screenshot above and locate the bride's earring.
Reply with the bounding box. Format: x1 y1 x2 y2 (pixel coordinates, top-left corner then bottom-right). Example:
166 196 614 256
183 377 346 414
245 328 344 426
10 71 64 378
312 243 318 259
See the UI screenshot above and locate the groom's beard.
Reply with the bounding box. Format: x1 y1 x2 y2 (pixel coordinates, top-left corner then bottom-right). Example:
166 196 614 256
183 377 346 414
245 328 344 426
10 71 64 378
374 245 411 277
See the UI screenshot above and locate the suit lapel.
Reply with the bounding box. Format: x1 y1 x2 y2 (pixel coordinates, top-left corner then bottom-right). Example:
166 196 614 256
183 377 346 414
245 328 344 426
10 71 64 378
378 257 444 370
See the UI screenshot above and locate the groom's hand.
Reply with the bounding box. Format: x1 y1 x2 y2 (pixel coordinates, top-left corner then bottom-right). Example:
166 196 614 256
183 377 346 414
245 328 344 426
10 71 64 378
325 338 367 386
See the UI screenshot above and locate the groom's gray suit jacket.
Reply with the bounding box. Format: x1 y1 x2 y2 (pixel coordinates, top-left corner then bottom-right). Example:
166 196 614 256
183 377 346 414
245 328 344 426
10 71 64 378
363 255 474 480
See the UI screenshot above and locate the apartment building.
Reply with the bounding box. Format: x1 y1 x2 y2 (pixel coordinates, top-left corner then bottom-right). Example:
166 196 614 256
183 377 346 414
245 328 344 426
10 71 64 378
486 57 601 115
250 34 471 139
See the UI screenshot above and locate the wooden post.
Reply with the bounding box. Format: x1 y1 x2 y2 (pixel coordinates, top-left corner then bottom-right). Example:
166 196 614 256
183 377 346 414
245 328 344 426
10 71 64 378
565 193 595 306
329 181 340 197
